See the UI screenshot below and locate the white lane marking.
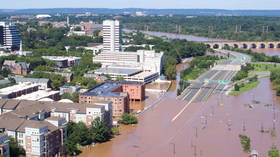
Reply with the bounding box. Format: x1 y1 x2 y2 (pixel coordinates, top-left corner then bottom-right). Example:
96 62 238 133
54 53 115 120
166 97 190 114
172 88 202 122
172 70 221 122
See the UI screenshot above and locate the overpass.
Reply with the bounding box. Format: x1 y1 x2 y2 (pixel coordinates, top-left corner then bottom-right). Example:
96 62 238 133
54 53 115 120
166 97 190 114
204 41 280 49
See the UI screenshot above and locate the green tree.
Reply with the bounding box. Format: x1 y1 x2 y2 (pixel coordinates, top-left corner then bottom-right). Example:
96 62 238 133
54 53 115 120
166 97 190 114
239 134 251 152
64 140 80 156
111 127 120 136
234 84 240 91
90 117 111 143
61 92 79 103
165 65 176 80
116 76 125 81
268 147 280 157
118 113 138 125
8 137 25 157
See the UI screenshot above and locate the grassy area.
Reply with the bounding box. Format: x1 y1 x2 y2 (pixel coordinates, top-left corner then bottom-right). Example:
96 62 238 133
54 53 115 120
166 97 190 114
229 81 260 96
182 68 206 80
252 64 280 71
0 83 15 89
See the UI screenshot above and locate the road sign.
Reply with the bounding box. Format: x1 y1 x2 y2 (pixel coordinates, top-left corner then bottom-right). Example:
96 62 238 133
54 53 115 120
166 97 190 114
204 78 211 84
217 80 228 84
239 57 246 61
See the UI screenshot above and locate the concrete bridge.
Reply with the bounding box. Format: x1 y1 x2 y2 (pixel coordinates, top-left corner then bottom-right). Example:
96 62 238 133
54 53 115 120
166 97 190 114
204 41 280 49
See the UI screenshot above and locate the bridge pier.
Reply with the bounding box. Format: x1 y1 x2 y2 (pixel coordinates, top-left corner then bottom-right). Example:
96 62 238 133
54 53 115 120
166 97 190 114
204 41 280 50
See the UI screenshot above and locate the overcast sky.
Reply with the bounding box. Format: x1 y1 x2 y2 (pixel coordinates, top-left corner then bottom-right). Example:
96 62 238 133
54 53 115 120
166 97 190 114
1 0 280 10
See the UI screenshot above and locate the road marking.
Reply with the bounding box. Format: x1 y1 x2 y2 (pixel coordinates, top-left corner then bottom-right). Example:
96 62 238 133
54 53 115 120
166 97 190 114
172 71 222 122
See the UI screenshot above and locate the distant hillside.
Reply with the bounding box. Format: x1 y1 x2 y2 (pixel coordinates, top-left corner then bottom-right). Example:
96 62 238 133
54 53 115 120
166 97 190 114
1 8 280 16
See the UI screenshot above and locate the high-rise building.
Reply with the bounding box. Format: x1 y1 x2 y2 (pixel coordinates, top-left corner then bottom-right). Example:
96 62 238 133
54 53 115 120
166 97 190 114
102 20 120 52
0 22 20 51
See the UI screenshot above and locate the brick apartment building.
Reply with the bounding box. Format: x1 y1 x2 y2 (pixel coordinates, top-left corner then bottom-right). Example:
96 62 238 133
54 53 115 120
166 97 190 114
2 60 30 75
79 82 145 118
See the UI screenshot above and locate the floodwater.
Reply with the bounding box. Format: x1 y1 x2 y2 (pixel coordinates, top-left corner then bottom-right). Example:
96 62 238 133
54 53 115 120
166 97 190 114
79 61 280 157
253 48 280 57
129 91 163 113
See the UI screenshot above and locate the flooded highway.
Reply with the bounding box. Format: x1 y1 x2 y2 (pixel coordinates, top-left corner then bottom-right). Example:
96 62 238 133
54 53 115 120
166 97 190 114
79 63 280 157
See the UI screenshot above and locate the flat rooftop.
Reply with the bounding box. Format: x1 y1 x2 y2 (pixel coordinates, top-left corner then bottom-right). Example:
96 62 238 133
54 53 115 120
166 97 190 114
94 68 141 76
15 90 59 101
131 71 158 78
42 56 81 61
0 83 39 95
82 82 120 97
82 82 142 97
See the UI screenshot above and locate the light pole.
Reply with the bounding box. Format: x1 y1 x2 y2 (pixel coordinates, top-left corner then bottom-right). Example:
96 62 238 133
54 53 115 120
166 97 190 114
242 121 246 132
170 142 176 157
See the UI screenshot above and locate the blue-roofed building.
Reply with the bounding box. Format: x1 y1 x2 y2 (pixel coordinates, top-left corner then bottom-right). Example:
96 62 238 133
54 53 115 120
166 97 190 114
79 81 145 118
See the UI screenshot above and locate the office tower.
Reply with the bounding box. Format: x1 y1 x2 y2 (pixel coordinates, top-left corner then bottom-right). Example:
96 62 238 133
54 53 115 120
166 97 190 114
0 22 20 51
67 16 70 27
102 20 120 52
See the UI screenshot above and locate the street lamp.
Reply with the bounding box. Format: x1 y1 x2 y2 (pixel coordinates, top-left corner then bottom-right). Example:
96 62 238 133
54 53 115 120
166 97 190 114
170 142 176 157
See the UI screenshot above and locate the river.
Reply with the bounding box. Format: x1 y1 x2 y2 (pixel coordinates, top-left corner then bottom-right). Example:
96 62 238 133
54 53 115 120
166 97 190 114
123 29 230 42
124 29 280 56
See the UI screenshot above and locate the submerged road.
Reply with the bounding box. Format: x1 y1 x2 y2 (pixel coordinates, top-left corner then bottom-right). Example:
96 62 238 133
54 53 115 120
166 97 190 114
178 50 250 104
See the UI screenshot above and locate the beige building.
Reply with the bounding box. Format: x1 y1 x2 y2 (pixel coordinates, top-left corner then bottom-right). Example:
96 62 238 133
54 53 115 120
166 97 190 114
0 99 112 157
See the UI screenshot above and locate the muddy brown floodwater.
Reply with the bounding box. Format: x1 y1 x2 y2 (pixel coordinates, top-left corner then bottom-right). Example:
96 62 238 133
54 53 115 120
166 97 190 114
79 63 280 157
253 48 280 57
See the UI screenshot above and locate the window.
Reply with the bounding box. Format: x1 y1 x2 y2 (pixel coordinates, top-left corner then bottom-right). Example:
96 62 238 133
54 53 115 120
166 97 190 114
18 139 23 144
18 133 23 138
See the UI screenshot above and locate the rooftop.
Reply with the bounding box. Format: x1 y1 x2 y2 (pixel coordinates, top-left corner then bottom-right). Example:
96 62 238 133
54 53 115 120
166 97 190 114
14 77 50 83
15 90 59 101
0 83 39 95
42 56 81 61
94 68 141 76
81 81 143 97
131 71 158 78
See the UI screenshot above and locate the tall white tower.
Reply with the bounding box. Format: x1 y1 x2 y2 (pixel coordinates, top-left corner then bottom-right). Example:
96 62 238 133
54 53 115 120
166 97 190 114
102 20 120 52
66 16 70 27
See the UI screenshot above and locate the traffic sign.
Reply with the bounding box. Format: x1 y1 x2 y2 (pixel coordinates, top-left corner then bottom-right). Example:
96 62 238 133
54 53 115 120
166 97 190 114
217 80 228 84
204 78 211 84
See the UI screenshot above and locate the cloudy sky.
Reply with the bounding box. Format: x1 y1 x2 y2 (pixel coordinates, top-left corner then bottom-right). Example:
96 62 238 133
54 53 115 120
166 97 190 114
1 0 280 10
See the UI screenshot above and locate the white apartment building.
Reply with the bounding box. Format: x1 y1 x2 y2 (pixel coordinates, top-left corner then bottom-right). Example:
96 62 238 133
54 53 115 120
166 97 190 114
103 20 120 52
93 50 164 74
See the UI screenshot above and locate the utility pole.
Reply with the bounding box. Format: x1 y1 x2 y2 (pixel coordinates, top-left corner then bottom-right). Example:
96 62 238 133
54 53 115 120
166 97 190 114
273 102 276 131
170 143 176 157
242 121 246 132
260 123 264 132
195 127 198 138
194 145 197 157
